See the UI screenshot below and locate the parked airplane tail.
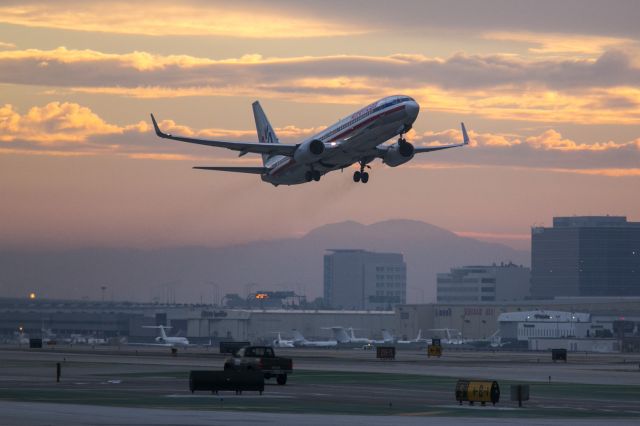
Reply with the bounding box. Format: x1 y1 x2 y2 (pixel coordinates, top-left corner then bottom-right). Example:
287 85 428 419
329 326 351 343
292 330 305 343
143 325 171 340
382 329 394 342
252 101 280 165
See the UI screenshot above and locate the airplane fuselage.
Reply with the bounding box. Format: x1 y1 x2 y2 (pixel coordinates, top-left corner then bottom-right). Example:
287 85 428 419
262 96 419 185
157 336 189 347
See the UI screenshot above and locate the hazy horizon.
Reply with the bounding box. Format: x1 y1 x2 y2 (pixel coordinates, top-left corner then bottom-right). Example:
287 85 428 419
0 219 530 303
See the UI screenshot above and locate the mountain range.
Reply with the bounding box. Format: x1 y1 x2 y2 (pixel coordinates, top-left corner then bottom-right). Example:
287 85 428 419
0 219 529 303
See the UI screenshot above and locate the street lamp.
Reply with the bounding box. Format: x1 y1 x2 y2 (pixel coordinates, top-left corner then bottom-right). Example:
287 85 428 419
205 281 219 306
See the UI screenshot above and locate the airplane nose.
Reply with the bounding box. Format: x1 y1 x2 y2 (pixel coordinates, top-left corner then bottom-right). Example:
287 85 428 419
406 100 419 121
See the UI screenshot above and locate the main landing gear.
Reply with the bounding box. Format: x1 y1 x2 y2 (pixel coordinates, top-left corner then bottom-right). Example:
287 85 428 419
353 162 370 184
305 170 321 182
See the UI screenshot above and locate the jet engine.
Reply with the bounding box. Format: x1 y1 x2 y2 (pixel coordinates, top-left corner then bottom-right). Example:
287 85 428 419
293 139 325 164
382 141 414 167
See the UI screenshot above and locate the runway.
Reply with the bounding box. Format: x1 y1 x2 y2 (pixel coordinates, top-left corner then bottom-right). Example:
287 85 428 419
0 345 639 425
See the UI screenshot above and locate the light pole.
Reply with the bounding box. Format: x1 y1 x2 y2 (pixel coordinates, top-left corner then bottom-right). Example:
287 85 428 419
244 283 258 309
205 281 219 306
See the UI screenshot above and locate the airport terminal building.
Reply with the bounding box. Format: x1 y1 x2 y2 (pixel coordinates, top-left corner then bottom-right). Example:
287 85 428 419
3 295 640 352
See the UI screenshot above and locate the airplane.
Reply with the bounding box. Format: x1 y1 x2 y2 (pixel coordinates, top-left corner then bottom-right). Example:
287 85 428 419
291 330 337 348
150 95 469 186
140 325 190 347
381 329 396 344
428 328 466 345
327 326 380 346
383 329 429 346
327 326 353 344
271 332 295 348
399 329 430 344
14 330 29 345
67 333 107 345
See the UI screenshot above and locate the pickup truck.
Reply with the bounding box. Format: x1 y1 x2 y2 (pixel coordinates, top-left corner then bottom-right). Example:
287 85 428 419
223 346 293 385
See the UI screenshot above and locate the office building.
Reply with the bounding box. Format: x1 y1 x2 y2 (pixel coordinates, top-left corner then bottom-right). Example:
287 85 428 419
531 216 640 298
324 249 406 310
436 263 531 303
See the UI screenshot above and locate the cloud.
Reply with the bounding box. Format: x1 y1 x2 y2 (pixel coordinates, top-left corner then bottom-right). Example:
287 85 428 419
0 102 121 143
484 31 636 56
2 47 640 124
525 129 637 151
546 167 640 177
3 47 640 91
0 41 16 50
0 2 363 38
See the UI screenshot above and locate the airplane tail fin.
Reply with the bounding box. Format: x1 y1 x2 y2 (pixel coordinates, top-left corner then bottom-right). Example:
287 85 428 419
416 329 422 341
143 325 170 339
329 327 350 343
158 325 169 340
292 330 305 343
252 101 279 165
382 329 394 342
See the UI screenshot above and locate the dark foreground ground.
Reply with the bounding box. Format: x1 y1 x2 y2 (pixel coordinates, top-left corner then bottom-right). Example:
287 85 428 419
0 345 639 425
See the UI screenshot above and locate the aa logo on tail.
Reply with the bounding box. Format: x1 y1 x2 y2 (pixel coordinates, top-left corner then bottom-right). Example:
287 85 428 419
262 129 275 144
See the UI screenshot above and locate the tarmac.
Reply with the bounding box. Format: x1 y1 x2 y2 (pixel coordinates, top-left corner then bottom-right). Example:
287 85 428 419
0 345 639 425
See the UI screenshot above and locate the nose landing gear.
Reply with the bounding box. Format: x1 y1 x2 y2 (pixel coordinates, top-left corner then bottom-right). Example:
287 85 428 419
353 162 370 183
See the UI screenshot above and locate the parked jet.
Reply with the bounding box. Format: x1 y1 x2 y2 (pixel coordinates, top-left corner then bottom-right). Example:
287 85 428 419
291 330 337 348
383 329 429 346
328 326 380 345
272 332 295 348
141 325 190 347
150 95 469 186
429 328 467 345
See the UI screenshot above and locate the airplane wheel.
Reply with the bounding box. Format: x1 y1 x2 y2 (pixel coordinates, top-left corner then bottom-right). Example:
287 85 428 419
305 171 312 182
361 172 369 183
312 171 321 181
353 171 361 182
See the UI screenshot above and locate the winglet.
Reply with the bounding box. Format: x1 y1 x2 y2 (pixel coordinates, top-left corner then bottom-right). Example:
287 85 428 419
461 122 470 145
150 113 167 137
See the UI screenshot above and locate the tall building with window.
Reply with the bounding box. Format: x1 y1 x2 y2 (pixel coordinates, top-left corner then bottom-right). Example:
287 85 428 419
437 263 531 303
324 249 406 310
531 216 640 298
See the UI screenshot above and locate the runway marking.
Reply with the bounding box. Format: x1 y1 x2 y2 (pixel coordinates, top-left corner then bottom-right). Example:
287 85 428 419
165 394 293 399
400 411 448 416
438 405 518 411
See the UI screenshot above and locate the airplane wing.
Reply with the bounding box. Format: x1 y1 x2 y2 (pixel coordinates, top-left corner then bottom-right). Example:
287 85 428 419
413 122 470 153
150 114 298 157
193 166 269 174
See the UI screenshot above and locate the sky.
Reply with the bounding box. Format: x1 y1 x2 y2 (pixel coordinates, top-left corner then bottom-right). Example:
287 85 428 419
1 0 639 252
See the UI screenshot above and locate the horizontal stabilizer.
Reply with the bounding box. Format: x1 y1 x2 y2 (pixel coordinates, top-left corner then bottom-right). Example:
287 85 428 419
194 166 269 174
